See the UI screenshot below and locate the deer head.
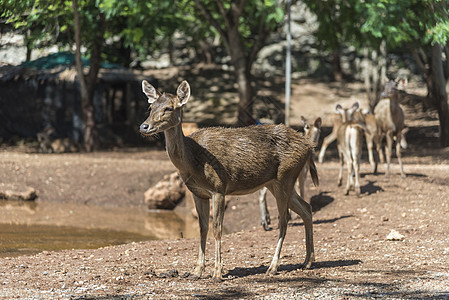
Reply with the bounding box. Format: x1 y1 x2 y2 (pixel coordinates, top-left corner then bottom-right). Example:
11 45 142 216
335 102 360 123
382 77 408 98
140 80 191 136
301 116 322 143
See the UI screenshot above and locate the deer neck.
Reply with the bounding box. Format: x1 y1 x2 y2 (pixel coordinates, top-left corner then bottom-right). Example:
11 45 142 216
164 123 188 168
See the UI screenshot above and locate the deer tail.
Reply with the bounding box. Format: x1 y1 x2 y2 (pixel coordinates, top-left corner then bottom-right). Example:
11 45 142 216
309 155 319 187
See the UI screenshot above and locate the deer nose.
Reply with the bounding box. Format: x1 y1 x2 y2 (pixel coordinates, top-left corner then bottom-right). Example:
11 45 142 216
140 123 149 132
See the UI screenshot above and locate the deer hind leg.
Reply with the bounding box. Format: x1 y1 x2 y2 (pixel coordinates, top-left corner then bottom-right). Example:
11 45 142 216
337 146 344 187
258 187 271 231
266 182 291 275
318 131 337 163
352 148 361 197
365 132 378 174
345 155 353 195
288 190 315 268
297 167 307 199
385 132 394 177
192 195 210 279
396 134 406 178
211 193 226 281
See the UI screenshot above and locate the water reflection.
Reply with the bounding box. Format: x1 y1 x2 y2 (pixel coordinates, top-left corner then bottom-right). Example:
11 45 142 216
0 200 199 257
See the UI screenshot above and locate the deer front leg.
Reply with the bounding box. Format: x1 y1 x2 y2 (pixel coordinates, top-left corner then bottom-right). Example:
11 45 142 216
258 187 271 231
318 132 337 163
192 195 210 279
288 191 315 268
365 132 377 174
212 193 226 281
376 134 385 164
266 184 290 275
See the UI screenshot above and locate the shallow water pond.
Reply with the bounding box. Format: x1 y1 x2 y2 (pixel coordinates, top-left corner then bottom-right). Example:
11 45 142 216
0 200 199 257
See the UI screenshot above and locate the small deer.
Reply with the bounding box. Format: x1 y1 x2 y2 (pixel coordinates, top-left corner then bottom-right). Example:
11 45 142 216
258 116 322 231
335 102 366 197
139 80 319 280
374 78 407 178
318 110 378 174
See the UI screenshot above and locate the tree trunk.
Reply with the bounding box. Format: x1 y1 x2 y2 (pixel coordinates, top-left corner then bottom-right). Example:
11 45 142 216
235 65 255 126
228 25 255 126
24 30 32 62
430 43 449 147
331 49 343 82
72 0 104 152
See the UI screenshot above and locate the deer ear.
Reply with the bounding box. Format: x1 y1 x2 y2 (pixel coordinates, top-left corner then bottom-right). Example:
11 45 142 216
314 117 322 129
300 116 307 126
352 101 360 111
142 80 159 104
176 81 191 107
335 104 343 113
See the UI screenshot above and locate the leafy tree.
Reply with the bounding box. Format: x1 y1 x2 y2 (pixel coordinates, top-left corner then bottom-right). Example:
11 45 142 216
305 0 449 146
190 0 284 126
1 0 182 150
360 0 449 147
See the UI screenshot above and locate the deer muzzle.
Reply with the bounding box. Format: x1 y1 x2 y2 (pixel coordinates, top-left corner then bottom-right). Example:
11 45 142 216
140 123 158 136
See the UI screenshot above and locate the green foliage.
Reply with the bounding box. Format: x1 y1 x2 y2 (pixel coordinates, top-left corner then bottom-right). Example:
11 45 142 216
2 0 285 66
304 0 449 53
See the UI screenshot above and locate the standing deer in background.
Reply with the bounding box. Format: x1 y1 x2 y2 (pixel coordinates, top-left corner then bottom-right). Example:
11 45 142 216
374 78 407 178
139 80 319 280
336 102 366 197
258 116 322 231
318 110 378 174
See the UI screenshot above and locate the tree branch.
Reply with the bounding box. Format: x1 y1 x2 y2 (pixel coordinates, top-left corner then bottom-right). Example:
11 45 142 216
410 46 428 75
248 20 270 68
192 0 230 50
230 0 246 24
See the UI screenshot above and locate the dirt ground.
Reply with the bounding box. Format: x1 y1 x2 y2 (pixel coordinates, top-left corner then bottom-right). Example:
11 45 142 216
1 70 449 299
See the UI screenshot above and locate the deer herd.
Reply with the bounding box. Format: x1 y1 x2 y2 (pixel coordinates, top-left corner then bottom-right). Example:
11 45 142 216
139 78 409 281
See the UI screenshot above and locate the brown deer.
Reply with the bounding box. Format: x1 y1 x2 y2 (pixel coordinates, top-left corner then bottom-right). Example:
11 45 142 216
139 80 319 280
335 102 366 197
258 116 321 231
374 78 407 178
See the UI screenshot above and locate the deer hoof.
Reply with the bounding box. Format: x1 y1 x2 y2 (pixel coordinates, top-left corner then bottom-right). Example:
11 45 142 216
262 222 272 231
266 263 279 276
302 261 313 269
266 269 278 276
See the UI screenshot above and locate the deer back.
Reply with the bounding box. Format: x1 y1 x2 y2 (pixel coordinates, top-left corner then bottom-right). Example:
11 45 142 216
183 124 315 196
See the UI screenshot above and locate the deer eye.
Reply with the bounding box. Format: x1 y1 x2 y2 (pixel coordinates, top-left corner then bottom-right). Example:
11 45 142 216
164 107 174 113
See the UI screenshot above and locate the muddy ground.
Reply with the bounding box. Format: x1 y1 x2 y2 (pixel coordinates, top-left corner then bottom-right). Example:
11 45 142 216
1 69 449 299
